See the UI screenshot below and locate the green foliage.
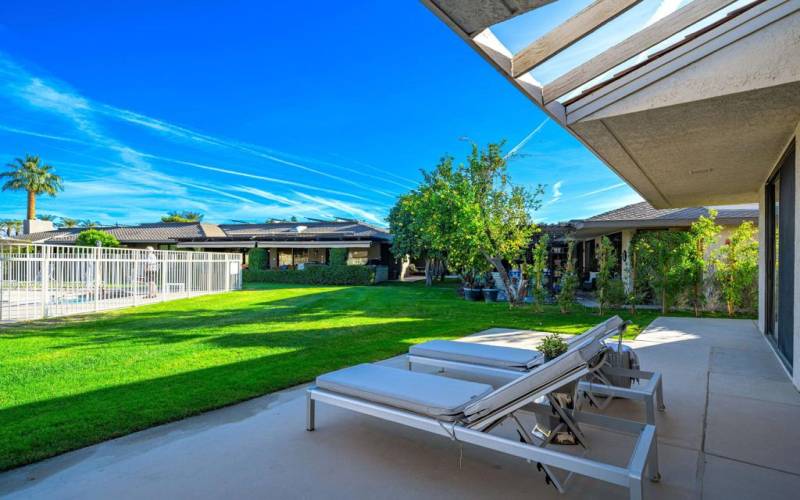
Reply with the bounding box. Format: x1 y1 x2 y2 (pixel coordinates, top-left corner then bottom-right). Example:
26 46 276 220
537 333 568 359
161 211 204 223
713 221 758 316
1 154 63 219
557 241 578 313
37 214 58 221
684 210 722 316
247 248 268 270
596 236 618 315
605 278 627 308
388 141 543 302
328 248 348 266
530 234 549 312
244 265 376 285
80 219 99 228
632 230 690 314
58 217 78 228
75 229 120 248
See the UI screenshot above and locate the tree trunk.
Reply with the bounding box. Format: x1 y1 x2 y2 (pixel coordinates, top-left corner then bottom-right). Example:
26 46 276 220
661 288 668 315
27 191 35 220
694 281 701 317
424 258 433 287
485 254 522 306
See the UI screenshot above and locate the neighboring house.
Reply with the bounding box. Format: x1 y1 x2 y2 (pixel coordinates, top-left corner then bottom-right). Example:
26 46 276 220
569 202 758 291
17 220 398 277
177 221 396 275
427 0 800 386
16 223 225 249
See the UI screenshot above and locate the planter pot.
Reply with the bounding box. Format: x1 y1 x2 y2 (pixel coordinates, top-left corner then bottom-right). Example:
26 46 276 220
483 288 499 302
463 288 483 301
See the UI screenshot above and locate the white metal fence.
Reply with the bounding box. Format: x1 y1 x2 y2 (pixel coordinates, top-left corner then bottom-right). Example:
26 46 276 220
0 242 242 323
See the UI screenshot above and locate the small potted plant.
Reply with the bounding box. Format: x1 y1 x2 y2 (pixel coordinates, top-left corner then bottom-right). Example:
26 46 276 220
483 274 499 302
463 274 483 301
537 333 568 362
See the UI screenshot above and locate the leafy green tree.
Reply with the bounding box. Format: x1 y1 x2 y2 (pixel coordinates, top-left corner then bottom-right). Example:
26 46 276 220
596 236 618 315
389 142 543 301
161 211 204 223
1 155 63 220
557 241 578 314
632 230 690 314
75 229 120 248
530 234 549 312
452 143 543 305
713 221 758 316
684 210 722 316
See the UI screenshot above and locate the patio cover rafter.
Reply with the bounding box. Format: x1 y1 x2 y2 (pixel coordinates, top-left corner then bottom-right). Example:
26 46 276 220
511 0 643 78
543 0 740 103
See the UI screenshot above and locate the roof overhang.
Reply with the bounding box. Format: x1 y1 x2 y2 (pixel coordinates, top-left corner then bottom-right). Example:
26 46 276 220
176 240 373 249
423 0 800 208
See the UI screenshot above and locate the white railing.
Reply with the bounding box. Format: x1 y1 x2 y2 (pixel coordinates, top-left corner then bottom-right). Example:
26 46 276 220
0 242 242 323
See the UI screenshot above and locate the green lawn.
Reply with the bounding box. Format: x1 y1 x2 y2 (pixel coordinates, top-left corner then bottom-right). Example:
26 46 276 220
0 281 662 471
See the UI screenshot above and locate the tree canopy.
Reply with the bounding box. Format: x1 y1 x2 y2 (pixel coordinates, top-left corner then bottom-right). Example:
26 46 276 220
1 155 63 220
161 211 204 223
388 141 543 303
75 229 120 248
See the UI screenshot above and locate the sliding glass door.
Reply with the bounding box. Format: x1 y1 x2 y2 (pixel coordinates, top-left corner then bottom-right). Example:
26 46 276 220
766 145 795 368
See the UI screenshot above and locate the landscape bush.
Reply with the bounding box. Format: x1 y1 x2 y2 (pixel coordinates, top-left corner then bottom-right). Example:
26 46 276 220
75 229 120 248
247 247 268 270
243 264 375 285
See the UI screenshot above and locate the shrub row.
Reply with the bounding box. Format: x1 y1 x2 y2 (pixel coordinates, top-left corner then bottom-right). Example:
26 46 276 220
243 265 376 285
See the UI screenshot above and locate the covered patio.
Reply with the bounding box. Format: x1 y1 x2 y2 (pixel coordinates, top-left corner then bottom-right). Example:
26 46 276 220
1 317 798 499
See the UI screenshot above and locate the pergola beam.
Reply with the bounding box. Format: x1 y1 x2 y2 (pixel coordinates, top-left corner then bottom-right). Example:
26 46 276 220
511 0 642 78
543 0 739 103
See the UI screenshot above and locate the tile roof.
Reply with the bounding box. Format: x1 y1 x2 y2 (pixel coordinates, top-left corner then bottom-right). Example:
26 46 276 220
17 221 391 245
582 201 758 224
17 223 210 244
217 221 390 240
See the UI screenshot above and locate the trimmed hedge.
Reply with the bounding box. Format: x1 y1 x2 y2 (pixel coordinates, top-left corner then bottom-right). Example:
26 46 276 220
243 265 375 285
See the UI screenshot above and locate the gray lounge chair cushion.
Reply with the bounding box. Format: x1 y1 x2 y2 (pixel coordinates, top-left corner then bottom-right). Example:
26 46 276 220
464 338 605 422
409 316 623 373
316 363 493 420
410 340 543 371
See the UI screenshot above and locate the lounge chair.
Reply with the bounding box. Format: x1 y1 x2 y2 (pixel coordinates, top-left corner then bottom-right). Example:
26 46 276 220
306 338 661 500
407 316 666 425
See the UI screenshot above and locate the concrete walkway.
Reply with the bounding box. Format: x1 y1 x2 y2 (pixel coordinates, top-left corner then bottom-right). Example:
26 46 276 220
1 317 799 499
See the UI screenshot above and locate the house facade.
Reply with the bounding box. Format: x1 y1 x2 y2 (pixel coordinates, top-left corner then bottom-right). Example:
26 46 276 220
17 220 398 277
569 202 758 292
424 0 800 387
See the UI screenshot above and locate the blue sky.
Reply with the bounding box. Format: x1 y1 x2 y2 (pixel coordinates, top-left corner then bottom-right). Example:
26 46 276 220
0 1 703 227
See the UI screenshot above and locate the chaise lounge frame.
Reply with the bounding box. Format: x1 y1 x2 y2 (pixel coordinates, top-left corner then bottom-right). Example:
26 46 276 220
407 319 666 425
306 350 661 500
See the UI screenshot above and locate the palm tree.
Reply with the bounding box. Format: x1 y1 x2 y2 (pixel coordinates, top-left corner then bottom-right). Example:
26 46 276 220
1 155 63 220
161 211 204 223
80 219 99 228
37 213 58 221
59 217 79 228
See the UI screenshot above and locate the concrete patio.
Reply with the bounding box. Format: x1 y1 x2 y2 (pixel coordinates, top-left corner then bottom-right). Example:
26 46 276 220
1 317 798 499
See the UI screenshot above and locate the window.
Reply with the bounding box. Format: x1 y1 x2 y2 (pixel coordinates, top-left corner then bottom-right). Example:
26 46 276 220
347 248 368 265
